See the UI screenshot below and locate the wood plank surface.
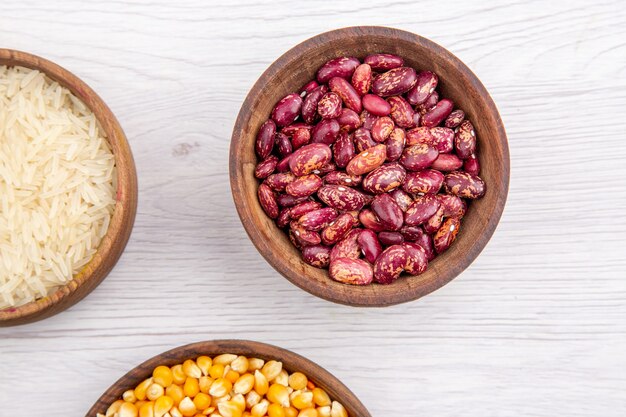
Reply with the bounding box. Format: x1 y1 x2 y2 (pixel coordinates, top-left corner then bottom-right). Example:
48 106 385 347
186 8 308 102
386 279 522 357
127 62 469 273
1 0 625 415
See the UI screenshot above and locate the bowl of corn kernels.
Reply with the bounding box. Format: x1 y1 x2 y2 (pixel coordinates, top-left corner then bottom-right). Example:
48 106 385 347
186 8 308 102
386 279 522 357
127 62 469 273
88 340 371 417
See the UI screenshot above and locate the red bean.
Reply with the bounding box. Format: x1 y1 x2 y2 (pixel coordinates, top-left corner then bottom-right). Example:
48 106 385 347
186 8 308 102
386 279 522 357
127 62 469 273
351 63 372 96
362 94 391 116
357 229 382 263
255 53 487 286
317 57 360 84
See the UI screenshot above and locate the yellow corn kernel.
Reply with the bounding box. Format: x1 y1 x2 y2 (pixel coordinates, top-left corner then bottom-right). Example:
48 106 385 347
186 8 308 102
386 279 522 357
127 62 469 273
178 397 197 417
196 356 212 376
172 365 187 385
234 373 255 394
312 388 330 407
250 399 269 417
225 369 240 384
208 377 232 397
247 358 265 372
154 396 174 417
123 390 138 403
261 361 283 382
306 381 316 391
267 403 286 417
291 391 313 410
217 401 243 417
245 390 261 408
135 378 154 401
147 383 165 401
208 364 225 380
288 373 308 391
198 376 213 394
330 402 347 417
119 402 139 417
278 370 291 386
193 393 212 411
139 401 155 417
231 393 245 411
106 399 124 417
170 406 183 417
254 370 269 395
230 356 249 374
183 360 202 379
203 407 215 415
285 407 298 417
316 406 330 417
166 385 184 406
242 413 251 417
184 377 200 398
213 354 237 365
211 395 229 408
136 401 148 410
267 384 290 408
154 366 174 388
297 409 318 417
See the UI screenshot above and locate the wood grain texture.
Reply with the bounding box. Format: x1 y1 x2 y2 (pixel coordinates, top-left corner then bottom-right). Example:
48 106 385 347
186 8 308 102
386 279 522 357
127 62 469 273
87 340 371 416
0 0 625 416
0 49 138 326
230 26 509 306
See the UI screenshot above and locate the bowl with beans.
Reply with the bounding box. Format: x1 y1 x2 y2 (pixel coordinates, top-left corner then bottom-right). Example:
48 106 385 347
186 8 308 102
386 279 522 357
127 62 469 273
230 26 509 306
88 340 371 417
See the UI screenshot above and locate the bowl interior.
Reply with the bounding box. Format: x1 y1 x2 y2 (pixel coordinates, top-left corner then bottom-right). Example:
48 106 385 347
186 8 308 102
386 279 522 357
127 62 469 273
0 49 138 325
230 27 509 306
86 340 371 417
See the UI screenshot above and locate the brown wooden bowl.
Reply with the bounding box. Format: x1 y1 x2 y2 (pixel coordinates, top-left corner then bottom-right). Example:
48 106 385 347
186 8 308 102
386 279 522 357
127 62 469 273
230 27 510 306
0 49 138 326
86 339 371 416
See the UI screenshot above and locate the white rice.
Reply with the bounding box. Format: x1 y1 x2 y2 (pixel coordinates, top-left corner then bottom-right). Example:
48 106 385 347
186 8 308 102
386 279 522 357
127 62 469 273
0 65 117 309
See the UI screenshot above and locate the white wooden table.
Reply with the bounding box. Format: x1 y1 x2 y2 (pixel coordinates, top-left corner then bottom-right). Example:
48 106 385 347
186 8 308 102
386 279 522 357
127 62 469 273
1 1 625 415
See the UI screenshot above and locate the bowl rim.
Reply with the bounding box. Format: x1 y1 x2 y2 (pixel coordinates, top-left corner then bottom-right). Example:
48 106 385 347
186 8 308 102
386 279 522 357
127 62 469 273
0 48 138 326
230 26 510 306
86 339 372 417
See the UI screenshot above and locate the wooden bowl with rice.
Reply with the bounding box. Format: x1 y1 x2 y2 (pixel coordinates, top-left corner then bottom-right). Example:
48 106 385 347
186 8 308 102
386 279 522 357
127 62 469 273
0 49 137 326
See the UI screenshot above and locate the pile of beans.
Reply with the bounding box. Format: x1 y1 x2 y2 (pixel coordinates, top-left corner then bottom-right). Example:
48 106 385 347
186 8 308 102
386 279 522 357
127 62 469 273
98 354 348 417
254 53 485 286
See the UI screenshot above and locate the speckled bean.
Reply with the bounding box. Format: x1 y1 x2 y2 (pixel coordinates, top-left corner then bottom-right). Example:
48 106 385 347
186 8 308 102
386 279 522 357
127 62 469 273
271 93 303 127
402 169 444 195
329 257 373 285
421 98 454 128
298 207 338 231
433 217 461 254
357 229 382 263
404 195 441 226
289 143 332 176
399 143 439 171
431 153 463 172
371 193 404 231
454 120 477 159
254 155 278 179
387 96 416 128
302 244 331 268
406 71 438 105
258 183 279 219
346 144 387 176
362 163 406 194
321 213 355 245
364 53 404 70
351 63 372 96
255 119 276 159
317 185 368 211
372 67 418 97
310 118 340 145
317 56 360 84
329 76 362 113
373 245 407 284
443 171 486 199
285 174 323 197
403 242 428 275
